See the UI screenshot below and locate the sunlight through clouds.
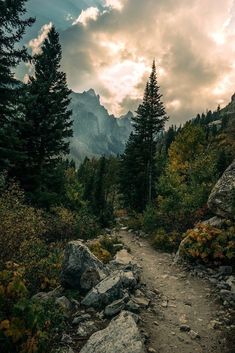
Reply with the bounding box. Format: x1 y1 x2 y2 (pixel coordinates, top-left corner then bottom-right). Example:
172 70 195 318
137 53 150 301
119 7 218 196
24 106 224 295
72 7 100 26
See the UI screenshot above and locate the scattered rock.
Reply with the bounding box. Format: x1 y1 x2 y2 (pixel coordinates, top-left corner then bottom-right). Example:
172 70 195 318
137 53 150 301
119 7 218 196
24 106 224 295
202 216 228 228
77 320 97 337
208 159 235 220
61 241 107 292
161 300 168 308
210 320 223 329
82 270 138 309
133 296 150 308
148 348 156 353
220 289 235 306
61 334 73 344
79 311 146 353
72 313 91 325
219 266 233 276
104 298 126 317
113 244 124 252
226 276 235 293
189 330 200 339
32 286 63 301
55 296 72 316
180 324 191 332
112 249 135 266
126 300 141 314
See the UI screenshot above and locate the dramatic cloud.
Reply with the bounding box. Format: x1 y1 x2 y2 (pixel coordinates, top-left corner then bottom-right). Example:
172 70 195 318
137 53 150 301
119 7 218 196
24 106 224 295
26 0 235 124
73 7 100 26
28 22 53 55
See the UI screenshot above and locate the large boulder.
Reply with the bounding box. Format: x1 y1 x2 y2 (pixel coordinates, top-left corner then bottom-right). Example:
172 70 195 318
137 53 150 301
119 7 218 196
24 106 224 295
61 241 107 291
79 311 146 353
208 160 235 220
81 270 138 309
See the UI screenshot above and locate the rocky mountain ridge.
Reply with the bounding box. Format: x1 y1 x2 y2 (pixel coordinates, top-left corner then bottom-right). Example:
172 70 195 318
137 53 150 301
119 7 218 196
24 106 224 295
69 89 133 164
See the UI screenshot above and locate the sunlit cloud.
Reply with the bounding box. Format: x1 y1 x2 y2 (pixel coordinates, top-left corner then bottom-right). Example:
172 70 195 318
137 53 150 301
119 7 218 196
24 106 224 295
104 0 124 10
59 0 235 122
73 7 100 26
28 22 53 55
99 58 149 113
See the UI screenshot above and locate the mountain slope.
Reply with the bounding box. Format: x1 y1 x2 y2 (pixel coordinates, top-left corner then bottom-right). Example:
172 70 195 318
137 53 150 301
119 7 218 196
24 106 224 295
70 89 133 164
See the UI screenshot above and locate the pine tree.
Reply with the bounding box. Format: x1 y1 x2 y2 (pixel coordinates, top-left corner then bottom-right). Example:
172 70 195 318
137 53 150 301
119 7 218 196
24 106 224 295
0 0 34 171
16 26 73 206
120 61 168 210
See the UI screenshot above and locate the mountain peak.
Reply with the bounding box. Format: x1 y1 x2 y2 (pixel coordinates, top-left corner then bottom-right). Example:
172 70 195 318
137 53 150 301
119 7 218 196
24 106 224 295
87 88 97 97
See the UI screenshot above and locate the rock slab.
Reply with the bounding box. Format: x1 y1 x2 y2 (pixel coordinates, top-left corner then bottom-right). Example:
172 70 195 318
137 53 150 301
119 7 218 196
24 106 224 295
81 270 137 309
80 311 146 353
61 241 107 291
208 160 235 220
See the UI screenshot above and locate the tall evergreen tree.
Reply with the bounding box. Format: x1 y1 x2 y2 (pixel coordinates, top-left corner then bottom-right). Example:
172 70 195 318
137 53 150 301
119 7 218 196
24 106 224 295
120 61 168 211
0 0 34 171
16 26 73 206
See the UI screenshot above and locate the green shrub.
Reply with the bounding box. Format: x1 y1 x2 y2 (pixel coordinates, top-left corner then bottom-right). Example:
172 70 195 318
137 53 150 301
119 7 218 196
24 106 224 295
17 238 63 294
75 207 100 240
99 235 121 256
124 213 143 231
88 241 112 263
152 229 182 252
180 224 235 264
142 205 159 234
0 184 46 267
45 207 78 241
0 263 65 353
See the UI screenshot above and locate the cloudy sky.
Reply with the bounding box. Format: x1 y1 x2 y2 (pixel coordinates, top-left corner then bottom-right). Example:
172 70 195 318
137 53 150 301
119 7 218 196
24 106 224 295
22 0 235 124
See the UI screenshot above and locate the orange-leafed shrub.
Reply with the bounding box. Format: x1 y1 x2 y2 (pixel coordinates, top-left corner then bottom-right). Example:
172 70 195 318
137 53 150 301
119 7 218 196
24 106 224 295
0 263 64 353
180 224 235 264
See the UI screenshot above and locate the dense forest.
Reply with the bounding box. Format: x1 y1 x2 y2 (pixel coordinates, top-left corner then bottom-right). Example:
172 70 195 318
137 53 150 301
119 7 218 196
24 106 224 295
0 1 235 353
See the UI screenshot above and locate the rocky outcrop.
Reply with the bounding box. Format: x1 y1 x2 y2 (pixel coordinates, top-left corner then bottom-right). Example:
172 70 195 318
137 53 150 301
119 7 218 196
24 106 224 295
208 160 235 220
79 311 146 353
61 241 107 292
81 270 138 309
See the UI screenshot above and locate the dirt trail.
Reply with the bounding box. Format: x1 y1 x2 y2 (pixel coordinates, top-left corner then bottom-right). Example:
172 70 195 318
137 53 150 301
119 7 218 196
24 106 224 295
119 230 231 353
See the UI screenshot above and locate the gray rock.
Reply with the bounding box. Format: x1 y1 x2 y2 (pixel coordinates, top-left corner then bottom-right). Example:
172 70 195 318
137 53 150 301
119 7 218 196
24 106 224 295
133 296 150 308
202 216 228 228
77 320 97 337
72 313 91 325
79 311 146 353
104 298 126 317
32 286 63 301
81 270 138 309
189 330 200 339
61 334 73 344
220 289 235 304
208 160 235 220
126 300 141 314
226 276 235 293
55 296 72 315
219 266 233 276
112 249 135 266
113 244 124 252
61 241 107 291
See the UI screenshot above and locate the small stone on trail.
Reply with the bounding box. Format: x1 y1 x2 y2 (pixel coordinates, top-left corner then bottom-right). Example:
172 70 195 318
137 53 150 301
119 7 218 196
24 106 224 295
180 324 191 332
161 300 168 308
189 330 200 339
148 348 157 353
